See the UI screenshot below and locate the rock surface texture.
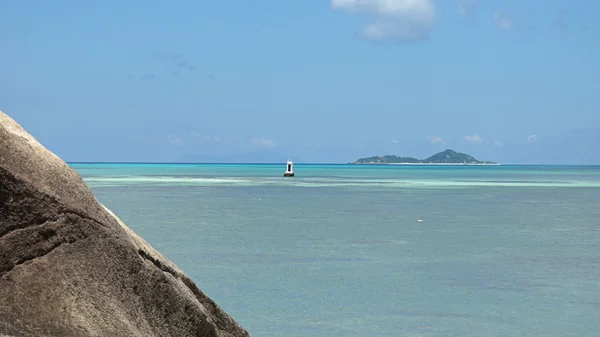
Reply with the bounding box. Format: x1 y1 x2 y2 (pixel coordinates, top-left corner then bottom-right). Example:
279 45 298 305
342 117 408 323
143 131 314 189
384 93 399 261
0 111 249 337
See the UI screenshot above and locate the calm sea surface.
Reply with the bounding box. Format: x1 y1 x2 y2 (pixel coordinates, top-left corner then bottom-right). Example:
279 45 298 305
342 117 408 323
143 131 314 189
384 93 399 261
71 163 600 337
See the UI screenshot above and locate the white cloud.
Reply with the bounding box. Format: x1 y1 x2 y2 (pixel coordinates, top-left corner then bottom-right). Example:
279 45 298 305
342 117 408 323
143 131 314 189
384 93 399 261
493 140 504 147
493 11 514 29
251 137 277 148
457 0 477 17
425 136 445 144
331 0 436 42
527 134 538 142
464 134 484 144
167 135 183 145
392 139 400 144
191 132 220 142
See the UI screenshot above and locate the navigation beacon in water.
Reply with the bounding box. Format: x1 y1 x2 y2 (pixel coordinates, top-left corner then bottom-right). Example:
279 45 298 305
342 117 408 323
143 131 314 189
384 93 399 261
283 160 294 177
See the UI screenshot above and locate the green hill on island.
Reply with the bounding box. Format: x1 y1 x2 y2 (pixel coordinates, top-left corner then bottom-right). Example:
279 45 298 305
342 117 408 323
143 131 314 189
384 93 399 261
352 149 498 165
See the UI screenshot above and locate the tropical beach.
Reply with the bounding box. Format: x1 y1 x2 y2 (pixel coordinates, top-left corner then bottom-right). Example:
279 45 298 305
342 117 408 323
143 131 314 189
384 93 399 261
2 0 599 336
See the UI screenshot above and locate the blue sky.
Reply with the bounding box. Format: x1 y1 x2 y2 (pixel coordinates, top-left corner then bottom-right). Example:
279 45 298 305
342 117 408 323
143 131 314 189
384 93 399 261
1 0 598 164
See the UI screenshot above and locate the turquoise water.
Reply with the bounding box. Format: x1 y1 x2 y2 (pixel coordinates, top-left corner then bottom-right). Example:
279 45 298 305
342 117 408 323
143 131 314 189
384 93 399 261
72 163 600 337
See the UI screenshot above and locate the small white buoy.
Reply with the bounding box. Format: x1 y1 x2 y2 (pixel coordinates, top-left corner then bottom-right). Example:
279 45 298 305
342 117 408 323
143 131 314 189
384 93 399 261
283 160 295 177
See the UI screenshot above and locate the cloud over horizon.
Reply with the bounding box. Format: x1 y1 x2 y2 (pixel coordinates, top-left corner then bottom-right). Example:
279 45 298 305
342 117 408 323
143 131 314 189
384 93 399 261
464 134 485 144
331 0 436 42
167 135 183 145
191 132 220 142
251 137 277 148
426 136 445 144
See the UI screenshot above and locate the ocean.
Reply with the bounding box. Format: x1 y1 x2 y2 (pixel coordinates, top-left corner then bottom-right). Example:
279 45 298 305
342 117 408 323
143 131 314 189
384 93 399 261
71 163 600 337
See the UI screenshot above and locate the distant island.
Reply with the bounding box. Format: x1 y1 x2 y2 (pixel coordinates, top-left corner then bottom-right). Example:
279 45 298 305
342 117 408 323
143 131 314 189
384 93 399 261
352 149 499 165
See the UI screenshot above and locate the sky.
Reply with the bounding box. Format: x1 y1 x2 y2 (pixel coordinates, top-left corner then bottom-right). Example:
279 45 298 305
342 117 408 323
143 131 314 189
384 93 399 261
1 0 599 164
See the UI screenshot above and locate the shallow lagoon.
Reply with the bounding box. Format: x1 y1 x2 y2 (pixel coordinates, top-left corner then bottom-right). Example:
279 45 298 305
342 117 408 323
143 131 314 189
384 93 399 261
75 164 600 337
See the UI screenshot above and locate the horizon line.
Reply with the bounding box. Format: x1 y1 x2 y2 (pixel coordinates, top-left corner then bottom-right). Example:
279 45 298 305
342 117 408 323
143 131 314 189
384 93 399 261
65 161 600 166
